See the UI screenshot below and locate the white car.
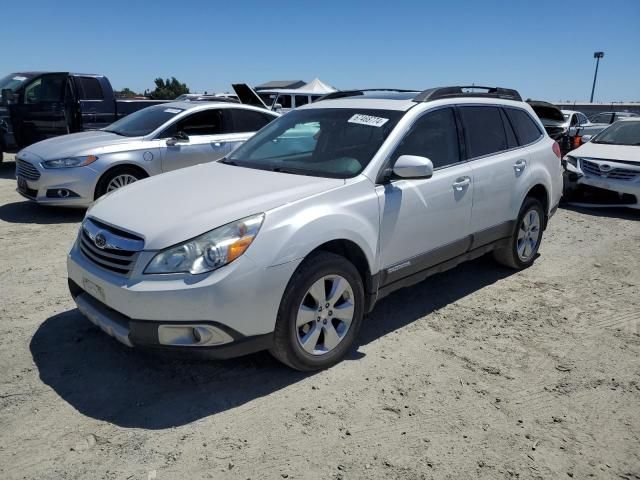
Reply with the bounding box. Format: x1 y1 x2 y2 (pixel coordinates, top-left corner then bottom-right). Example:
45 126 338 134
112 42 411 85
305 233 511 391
15 102 278 207
67 86 563 370
564 118 640 209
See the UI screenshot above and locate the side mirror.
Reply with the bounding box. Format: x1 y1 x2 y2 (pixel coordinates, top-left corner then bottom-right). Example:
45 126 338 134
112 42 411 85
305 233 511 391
392 155 434 179
581 134 593 143
166 131 189 146
1 89 16 105
273 103 283 112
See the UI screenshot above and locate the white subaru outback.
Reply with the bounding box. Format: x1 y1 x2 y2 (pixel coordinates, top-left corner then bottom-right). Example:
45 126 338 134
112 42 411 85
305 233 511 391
67 86 563 370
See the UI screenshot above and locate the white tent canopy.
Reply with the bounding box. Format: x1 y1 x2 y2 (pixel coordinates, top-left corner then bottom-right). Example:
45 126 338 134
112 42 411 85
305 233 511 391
300 78 336 93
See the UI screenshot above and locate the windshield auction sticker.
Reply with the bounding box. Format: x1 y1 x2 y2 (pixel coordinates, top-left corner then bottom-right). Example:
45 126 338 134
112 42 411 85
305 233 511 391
348 114 389 127
12 76 27 81
164 108 183 114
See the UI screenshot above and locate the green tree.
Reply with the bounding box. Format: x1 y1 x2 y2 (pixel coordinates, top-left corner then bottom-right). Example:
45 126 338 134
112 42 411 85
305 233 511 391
114 87 139 98
149 77 189 100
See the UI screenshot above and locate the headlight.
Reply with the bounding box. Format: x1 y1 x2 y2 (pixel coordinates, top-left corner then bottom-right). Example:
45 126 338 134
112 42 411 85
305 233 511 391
144 213 265 275
41 155 98 169
564 155 578 167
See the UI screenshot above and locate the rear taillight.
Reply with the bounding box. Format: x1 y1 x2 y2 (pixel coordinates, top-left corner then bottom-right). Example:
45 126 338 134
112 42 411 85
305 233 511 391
552 142 561 160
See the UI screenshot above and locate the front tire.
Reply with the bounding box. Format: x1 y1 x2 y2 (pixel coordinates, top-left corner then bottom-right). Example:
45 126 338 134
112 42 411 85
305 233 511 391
493 197 545 269
270 252 365 371
95 166 144 199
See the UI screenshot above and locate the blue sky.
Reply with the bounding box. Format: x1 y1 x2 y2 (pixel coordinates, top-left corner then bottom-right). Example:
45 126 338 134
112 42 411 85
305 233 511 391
4 0 639 101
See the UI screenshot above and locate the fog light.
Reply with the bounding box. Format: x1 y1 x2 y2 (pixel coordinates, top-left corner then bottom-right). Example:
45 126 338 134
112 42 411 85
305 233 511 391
157 324 233 347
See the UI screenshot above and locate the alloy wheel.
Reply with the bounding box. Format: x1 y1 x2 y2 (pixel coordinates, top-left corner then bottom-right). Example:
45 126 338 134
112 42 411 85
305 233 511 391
106 174 138 192
296 275 355 356
516 209 541 261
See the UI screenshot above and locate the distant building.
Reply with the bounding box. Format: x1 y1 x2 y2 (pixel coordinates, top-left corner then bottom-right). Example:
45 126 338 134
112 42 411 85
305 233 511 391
255 80 306 91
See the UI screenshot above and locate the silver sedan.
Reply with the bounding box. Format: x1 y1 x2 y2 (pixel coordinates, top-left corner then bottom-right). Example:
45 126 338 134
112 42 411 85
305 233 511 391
14 101 279 207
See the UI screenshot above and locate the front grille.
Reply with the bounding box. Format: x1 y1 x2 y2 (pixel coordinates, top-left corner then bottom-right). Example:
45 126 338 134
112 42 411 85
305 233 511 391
15 159 41 181
79 219 144 276
582 159 639 181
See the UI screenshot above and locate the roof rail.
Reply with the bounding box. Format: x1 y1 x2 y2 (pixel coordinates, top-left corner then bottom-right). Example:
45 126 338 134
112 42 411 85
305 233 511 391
318 89 419 101
413 86 522 102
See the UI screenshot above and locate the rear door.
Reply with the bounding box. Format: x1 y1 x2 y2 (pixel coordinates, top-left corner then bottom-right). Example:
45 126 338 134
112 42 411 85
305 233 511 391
377 107 474 280
73 76 113 130
10 73 70 148
160 108 229 172
459 105 532 237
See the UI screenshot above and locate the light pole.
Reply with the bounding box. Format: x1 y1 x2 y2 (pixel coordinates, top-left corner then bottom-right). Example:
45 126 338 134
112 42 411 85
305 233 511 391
590 51 604 102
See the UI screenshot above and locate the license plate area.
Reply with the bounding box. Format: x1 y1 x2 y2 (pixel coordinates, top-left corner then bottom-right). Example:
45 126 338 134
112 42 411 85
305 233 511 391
17 176 28 193
83 278 106 303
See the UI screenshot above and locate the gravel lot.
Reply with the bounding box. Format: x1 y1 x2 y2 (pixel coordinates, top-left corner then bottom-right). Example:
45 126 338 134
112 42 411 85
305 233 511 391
1 153 639 480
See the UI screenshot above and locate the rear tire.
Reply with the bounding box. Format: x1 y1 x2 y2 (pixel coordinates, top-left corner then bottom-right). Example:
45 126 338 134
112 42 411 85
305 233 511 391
270 251 365 371
493 197 545 269
95 166 145 199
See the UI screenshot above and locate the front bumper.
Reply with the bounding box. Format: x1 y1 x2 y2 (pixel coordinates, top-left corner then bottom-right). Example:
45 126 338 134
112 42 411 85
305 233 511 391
15 160 99 207
67 238 301 355
564 160 640 209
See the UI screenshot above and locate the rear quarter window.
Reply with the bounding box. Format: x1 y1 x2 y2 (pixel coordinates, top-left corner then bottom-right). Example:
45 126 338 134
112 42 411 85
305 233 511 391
504 108 543 145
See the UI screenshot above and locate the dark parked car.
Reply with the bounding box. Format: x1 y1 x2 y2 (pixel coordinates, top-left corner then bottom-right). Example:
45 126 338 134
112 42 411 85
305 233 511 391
526 100 572 153
0 72 166 163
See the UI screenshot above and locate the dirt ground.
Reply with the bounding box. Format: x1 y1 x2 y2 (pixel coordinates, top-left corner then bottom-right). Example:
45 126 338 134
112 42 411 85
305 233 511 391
1 153 639 480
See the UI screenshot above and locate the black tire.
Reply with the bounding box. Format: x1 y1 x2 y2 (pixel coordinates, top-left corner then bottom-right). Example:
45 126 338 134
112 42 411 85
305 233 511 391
0 150 3 165
493 197 545 269
94 166 145 199
270 251 365 371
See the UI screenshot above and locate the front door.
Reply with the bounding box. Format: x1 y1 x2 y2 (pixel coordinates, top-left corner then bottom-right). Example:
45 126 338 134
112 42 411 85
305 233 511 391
10 73 71 148
160 108 230 172
377 107 473 282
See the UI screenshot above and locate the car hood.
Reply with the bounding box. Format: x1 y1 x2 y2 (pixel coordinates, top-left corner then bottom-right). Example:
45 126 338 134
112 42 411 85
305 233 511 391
20 131 143 161
573 142 640 163
87 162 345 250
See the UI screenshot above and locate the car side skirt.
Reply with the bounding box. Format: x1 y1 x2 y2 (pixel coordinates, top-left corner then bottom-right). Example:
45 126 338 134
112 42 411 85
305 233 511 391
369 220 516 307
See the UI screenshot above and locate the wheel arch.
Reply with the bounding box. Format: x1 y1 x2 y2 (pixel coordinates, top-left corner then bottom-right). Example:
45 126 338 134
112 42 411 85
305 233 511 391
524 183 550 227
305 239 377 312
94 163 150 199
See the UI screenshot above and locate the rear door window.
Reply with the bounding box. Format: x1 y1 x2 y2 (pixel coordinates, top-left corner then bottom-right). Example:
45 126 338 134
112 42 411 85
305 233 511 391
391 108 461 169
459 106 509 158
227 108 274 133
77 77 104 100
504 108 543 146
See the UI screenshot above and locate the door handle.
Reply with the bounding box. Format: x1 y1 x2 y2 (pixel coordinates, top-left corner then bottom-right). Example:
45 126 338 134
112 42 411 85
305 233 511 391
452 176 471 191
514 159 527 173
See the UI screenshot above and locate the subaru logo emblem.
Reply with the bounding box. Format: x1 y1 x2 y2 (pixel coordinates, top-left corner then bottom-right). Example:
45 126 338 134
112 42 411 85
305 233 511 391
94 232 107 249
599 164 612 172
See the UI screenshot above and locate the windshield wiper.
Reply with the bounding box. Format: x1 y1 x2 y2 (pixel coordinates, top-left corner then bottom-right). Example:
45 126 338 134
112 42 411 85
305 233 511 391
219 158 237 166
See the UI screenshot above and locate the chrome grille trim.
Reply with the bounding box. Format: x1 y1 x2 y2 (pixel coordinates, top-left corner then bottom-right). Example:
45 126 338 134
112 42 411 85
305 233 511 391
15 159 41 180
82 218 144 252
78 218 144 276
581 159 639 181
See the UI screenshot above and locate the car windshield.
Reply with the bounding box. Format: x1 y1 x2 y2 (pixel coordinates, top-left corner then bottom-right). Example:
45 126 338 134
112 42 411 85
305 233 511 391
0 73 32 92
226 108 403 178
592 121 640 146
103 105 184 137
